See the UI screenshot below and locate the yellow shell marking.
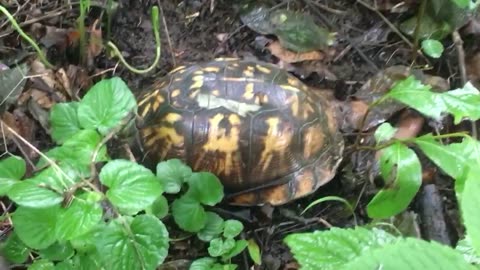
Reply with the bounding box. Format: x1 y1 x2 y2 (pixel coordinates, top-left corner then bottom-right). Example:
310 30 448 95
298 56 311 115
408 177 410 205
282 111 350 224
243 66 255 77
190 75 204 89
281 84 300 92
256 65 272 74
203 66 221 72
169 65 186 74
140 103 152 117
243 83 255 99
144 113 184 160
287 77 300 86
189 89 200 98
259 117 293 172
196 113 241 176
286 94 299 117
302 124 325 159
138 90 160 107
171 89 181 97
212 89 220 96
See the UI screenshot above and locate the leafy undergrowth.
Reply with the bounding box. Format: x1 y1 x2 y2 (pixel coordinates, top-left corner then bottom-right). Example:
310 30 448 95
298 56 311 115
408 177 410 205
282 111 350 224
0 78 254 270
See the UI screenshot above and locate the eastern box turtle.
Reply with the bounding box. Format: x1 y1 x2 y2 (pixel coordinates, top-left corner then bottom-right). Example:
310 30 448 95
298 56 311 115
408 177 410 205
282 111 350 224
135 58 344 206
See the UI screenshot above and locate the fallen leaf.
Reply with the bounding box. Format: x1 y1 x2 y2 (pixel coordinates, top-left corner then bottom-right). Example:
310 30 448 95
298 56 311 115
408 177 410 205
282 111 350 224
267 41 327 63
87 19 104 66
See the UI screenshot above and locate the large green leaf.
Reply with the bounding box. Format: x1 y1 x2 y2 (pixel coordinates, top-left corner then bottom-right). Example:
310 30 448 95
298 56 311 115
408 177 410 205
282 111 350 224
37 242 74 261
94 215 169 270
284 227 397 270
340 238 475 270
197 212 224 242
0 155 25 196
77 77 137 135
28 259 55 270
50 102 82 144
367 142 422 218
100 159 162 215
461 168 480 258
171 195 206 232
55 193 103 241
187 172 224 206
7 181 63 208
439 83 480 124
12 205 60 249
156 159 192 194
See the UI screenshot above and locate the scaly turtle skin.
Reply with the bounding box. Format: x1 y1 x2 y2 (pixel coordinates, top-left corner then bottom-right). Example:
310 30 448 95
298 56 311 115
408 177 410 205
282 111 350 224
136 58 344 206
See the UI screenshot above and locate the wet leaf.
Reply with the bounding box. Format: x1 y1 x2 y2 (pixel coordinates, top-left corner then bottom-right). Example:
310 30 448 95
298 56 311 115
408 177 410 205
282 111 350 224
223 220 244 238
99 159 162 215
156 159 192 194
12 205 60 249
461 168 480 258
77 77 137 135
37 242 74 261
28 259 55 270
456 236 480 264
367 142 422 219
7 181 63 208
222 239 248 261
150 195 169 219
171 195 206 232
94 215 169 270
247 239 262 265
50 102 82 144
187 172 224 206
0 155 25 196
198 212 224 242
374 123 398 143
284 227 397 270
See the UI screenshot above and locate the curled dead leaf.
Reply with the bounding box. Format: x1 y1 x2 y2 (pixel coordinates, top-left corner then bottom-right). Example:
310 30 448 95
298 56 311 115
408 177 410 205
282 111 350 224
267 40 327 63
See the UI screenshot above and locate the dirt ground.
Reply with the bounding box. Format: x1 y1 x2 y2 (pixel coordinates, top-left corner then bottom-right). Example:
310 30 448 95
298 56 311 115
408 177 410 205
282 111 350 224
1 0 478 269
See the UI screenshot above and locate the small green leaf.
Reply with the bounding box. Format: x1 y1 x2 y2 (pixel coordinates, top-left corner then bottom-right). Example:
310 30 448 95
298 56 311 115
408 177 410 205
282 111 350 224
0 155 25 196
340 238 475 270
150 195 169 219
187 172 224 206
374 123 397 143
50 102 82 144
208 238 228 257
189 257 216 270
284 227 397 270
197 212 224 242
222 239 248 261
37 242 74 261
421 39 444 58
28 259 55 270
461 168 480 257
12 205 60 249
452 0 470 8
55 193 103 241
7 181 63 208
171 195 206 232
456 236 480 264
77 77 137 135
247 239 262 265
223 220 244 238
367 142 422 218
439 82 480 124
156 159 192 194
94 214 169 270
100 159 162 215
0 232 30 264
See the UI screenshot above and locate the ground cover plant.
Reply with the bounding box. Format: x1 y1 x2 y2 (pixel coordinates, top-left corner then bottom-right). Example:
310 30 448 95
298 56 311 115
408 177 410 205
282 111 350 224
1 0 480 269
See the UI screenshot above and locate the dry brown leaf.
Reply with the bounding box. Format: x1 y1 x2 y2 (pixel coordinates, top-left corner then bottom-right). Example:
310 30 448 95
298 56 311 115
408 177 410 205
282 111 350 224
267 41 327 63
88 19 104 65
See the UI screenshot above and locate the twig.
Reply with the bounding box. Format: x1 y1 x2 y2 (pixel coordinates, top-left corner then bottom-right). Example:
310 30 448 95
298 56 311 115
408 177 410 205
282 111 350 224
452 30 477 139
157 1 176 67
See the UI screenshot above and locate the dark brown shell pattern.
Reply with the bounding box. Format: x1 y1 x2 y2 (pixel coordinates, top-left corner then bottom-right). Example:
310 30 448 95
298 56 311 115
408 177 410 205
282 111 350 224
137 58 344 206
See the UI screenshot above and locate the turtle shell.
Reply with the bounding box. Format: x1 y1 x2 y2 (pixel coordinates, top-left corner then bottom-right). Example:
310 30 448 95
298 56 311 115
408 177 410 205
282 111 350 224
136 58 344 206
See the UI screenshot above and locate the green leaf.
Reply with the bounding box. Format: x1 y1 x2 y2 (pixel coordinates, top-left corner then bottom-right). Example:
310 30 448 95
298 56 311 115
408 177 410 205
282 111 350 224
150 195 169 219
461 168 480 257
12 205 60 249
94 214 169 270
0 155 25 196
99 159 162 215
223 220 243 238
197 212 224 242
421 39 444 58
55 193 103 241
386 77 480 125
367 142 422 218
247 239 262 265
189 257 216 270
38 242 74 261
28 259 55 270
77 77 137 135
171 195 207 232
284 227 397 270
208 238 231 257
187 172 224 206
456 236 480 264
0 232 30 264
50 102 82 144
374 123 397 143
340 238 475 270
156 159 192 194
452 0 470 8
222 239 248 261
7 181 63 208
